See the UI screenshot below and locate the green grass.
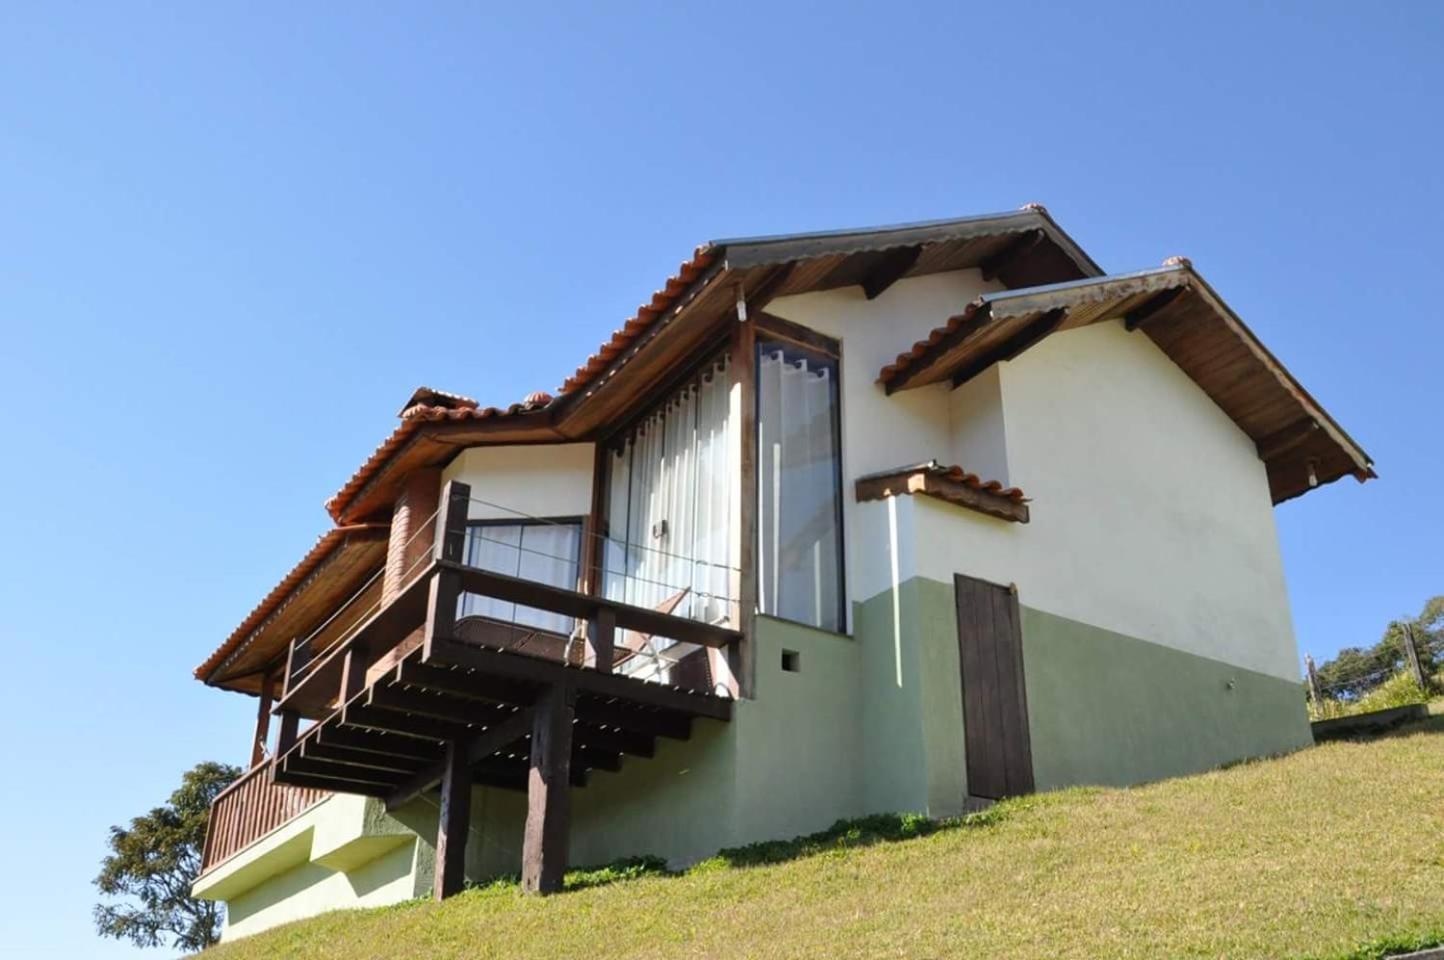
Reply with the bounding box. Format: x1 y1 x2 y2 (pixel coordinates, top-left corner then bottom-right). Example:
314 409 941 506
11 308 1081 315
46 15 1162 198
203 713 1444 960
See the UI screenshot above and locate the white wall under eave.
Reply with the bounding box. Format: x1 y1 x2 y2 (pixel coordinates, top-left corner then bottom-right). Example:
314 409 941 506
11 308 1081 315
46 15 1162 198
766 270 1003 619
912 319 1300 682
439 443 595 522
947 365 1009 485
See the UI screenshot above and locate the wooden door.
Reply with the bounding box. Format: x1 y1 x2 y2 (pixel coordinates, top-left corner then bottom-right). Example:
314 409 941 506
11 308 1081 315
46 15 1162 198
954 574 1035 800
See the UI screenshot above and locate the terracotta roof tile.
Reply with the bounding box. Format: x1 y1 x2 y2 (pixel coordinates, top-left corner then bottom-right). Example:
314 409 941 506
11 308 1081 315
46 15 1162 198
194 523 387 682
878 299 988 387
557 246 717 395
918 461 1027 501
324 391 555 521
855 461 1029 524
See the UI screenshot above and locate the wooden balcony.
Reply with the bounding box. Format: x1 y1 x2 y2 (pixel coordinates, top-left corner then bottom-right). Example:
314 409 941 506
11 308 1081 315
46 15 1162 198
199 761 328 875
255 480 740 896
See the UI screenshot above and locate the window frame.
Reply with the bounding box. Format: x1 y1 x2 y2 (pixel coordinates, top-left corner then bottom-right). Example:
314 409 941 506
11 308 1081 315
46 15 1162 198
752 314 847 635
460 516 588 633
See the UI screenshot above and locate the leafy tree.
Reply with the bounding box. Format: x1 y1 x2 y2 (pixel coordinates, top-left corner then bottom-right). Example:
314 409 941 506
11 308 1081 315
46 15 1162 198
94 761 240 951
1313 594 1443 699
1414 595 1444 669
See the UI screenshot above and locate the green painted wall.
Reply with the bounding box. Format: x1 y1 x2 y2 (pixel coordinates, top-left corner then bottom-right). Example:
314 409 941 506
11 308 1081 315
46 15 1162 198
207 576 1314 942
396 615 872 882
1020 605 1314 790
852 576 967 818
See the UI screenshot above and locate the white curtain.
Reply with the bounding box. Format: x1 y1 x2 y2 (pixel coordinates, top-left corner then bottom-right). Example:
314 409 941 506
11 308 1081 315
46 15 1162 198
461 523 580 635
603 355 732 627
758 346 841 632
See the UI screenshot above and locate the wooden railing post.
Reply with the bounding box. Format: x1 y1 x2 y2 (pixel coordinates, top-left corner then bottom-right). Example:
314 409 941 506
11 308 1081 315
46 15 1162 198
340 643 370 703
282 636 312 701
423 481 470 658
276 710 300 758
589 607 616 674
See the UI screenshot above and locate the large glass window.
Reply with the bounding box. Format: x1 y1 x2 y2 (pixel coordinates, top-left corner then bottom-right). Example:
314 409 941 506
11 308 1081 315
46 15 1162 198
460 520 581 636
602 353 733 626
757 338 843 632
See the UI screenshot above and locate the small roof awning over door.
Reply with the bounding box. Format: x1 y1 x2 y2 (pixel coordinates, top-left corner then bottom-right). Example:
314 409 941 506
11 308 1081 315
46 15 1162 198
877 261 1374 505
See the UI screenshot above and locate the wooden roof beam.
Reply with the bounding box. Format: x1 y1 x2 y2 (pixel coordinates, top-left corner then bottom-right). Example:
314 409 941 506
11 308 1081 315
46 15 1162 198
980 230 1044 282
883 305 993 394
861 245 923 300
1257 417 1320 461
1124 286 1188 331
951 309 1067 389
386 708 535 812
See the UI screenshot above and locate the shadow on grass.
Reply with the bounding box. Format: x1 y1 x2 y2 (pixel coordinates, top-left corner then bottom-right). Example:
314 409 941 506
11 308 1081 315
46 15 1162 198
1370 710 1444 742
461 803 1036 898
697 798 1047 872
1321 708 1444 747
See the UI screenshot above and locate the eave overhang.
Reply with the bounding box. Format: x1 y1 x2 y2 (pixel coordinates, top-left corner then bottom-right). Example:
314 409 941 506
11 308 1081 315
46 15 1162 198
326 206 1103 524
196 524 391 694
877 263 1375 505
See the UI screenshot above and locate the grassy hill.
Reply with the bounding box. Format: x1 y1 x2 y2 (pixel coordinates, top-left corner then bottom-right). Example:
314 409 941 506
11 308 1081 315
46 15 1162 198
203 706 1444 960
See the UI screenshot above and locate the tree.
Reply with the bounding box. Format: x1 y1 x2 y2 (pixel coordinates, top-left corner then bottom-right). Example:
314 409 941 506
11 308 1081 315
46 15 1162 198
94 761 240 952
1311 594 1444 699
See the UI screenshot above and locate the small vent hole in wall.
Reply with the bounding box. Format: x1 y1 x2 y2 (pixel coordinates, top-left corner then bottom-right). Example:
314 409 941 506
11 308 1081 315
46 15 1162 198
781 650 801 673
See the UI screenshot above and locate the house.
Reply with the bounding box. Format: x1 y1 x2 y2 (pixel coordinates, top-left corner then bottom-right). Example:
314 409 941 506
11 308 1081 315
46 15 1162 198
190 206 1373 940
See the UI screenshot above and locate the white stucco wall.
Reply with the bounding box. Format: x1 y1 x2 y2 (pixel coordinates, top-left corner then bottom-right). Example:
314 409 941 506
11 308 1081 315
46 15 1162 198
767 270 1002 622
996 319 1297 680
947 364 1009 485
439 443 595 521
770 271 1299 682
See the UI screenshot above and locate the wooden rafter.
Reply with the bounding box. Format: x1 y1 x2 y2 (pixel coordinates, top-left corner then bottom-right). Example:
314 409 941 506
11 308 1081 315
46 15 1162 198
861 245 923 299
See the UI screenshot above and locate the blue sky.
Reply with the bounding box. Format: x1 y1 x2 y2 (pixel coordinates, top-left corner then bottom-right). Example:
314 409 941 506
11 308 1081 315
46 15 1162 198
1 2 1440 955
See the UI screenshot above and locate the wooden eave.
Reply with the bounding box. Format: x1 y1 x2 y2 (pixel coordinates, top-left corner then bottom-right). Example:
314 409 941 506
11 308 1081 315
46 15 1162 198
877 265 1375 505
336 410 563 524
326 208 1103 525
199 525 390 694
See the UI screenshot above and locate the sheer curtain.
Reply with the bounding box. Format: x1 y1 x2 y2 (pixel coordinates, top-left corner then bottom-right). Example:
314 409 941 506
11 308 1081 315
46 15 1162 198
603 354 733 626
757 342 842 632
461 522 580 635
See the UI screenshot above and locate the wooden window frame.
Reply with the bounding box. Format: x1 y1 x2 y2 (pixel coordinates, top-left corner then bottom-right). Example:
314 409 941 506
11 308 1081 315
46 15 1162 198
753 317 848 636
464 516 586 592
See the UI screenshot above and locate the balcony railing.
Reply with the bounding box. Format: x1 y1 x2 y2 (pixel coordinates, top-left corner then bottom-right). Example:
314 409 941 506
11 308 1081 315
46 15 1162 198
275 482 743 725
199 761 328 875
201 479 743 881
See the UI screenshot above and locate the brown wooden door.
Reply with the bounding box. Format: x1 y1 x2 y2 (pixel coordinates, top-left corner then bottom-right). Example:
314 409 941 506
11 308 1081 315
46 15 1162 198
954 574 1035 800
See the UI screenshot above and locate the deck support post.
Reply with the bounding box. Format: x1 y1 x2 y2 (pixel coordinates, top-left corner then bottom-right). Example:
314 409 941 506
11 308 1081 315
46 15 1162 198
433 738 472 900
432 738 472 900
522 681 576 894
250 670 275 768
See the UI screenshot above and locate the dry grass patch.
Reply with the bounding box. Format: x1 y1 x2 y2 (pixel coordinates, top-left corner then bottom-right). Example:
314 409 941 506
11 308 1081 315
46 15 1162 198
203 715 1444 960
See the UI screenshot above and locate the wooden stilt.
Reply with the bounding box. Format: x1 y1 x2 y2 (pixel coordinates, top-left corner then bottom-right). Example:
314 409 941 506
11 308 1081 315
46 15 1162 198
522 681 575 894
250 670 275 768
433 739 471 900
